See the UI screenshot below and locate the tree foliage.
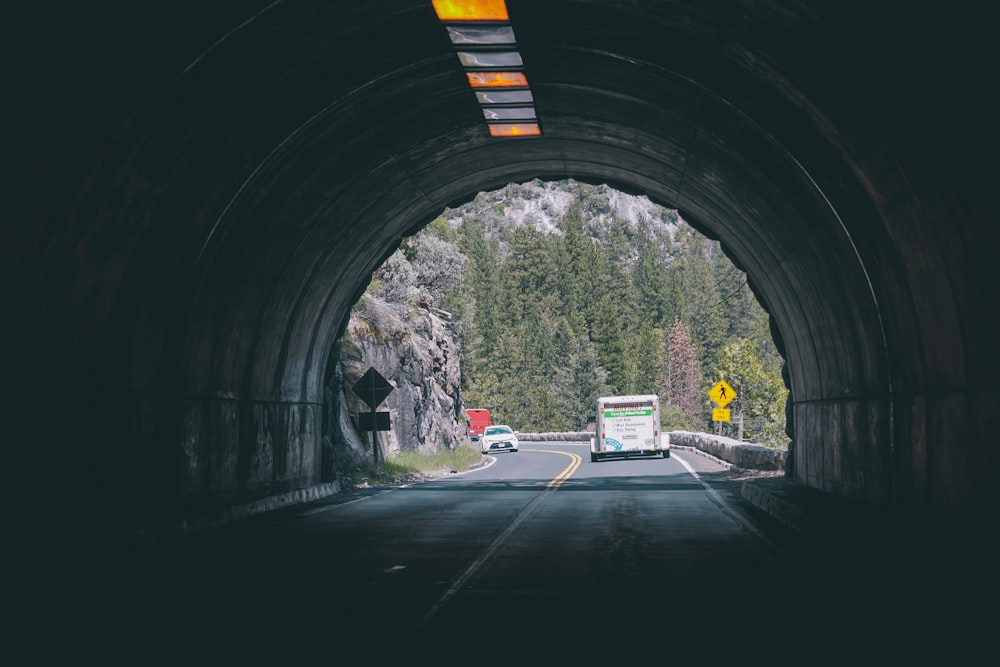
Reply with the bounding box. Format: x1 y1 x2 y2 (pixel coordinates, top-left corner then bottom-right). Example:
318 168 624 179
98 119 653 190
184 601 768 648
353 179 789 445
714 337 789 447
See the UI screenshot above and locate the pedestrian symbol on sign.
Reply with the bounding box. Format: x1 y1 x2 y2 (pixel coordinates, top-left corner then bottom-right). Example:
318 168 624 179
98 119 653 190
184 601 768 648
708 380 736 408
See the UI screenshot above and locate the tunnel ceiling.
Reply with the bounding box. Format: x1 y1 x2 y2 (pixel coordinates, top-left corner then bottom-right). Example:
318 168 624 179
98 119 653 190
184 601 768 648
9 0 999 519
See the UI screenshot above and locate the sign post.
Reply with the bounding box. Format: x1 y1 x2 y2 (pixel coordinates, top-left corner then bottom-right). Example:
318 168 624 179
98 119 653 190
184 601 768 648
352 367 394 466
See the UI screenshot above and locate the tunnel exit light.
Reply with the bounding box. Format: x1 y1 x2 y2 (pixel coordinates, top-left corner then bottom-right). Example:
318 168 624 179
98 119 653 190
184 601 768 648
432 0 509 21
488 123 540 137
466 71 528 88
433 0 541 138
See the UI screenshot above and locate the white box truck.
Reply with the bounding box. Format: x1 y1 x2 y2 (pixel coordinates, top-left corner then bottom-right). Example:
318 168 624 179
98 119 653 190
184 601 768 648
591 394 669 462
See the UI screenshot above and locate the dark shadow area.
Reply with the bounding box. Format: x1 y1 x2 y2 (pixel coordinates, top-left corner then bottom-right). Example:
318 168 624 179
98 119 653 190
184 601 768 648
8 4 1000 659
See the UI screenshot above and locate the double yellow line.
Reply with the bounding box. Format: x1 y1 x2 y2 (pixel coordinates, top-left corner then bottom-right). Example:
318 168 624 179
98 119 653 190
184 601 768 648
526 449 582 491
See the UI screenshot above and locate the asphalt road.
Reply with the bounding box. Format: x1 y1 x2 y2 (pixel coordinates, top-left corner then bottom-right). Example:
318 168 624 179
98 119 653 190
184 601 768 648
34 443 979 662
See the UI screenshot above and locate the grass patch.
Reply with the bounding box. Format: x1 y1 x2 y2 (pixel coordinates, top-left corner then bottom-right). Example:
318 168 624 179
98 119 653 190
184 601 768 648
372 442 483 480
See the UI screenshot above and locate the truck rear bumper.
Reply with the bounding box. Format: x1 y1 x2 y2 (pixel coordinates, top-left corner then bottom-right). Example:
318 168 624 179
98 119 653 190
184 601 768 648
590 448 670 462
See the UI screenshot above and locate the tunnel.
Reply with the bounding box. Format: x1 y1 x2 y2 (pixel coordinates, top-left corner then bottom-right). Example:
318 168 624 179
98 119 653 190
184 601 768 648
8 0 998 546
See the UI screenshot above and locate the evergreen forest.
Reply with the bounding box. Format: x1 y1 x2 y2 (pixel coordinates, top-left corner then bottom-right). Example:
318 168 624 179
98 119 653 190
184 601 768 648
359 179 790 448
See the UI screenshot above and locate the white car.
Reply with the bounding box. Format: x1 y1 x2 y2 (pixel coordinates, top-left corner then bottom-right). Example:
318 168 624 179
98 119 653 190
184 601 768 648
480 425 519 454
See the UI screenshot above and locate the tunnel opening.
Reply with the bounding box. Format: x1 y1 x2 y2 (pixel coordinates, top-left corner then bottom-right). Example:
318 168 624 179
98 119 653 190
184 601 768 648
324 178 791 481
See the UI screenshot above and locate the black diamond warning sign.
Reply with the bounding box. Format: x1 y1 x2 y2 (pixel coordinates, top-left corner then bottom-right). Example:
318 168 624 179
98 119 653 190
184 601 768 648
353 367 394 409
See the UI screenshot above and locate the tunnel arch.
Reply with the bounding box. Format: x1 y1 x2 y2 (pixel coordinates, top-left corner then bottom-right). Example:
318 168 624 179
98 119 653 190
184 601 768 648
11 1 997 537
163 60 891 518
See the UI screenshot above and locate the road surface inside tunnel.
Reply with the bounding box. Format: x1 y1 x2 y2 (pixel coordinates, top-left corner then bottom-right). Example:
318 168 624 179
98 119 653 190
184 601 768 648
29 443 989 662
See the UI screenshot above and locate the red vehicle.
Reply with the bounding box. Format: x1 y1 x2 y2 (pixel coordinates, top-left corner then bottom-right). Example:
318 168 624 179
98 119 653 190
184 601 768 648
465 408 491 442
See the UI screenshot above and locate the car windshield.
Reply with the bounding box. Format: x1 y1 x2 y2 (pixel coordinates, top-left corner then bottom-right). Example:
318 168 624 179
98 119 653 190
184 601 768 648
486 426 512 435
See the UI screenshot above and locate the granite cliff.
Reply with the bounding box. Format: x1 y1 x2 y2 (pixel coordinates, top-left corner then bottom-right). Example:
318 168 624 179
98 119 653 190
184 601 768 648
324 295 466 472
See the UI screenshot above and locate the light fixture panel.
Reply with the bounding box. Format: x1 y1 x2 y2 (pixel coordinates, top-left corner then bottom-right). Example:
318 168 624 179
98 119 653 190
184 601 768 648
488 123 541 137
446 25 516 45
475 90 534 104
432 0 509 21
483 107 536 120
433 1 539 137
457 51 523 68
466 71 528 88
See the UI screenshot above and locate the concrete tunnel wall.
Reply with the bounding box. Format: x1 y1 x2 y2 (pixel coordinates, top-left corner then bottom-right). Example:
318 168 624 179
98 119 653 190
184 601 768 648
7 0 999 540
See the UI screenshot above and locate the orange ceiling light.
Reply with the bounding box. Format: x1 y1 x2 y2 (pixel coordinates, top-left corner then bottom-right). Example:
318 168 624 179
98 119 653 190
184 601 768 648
432 0 509 21
466 71 528 88
488 123 541 138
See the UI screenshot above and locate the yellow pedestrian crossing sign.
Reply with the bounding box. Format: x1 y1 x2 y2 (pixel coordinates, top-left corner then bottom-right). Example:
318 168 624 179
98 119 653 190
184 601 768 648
708 380 736 407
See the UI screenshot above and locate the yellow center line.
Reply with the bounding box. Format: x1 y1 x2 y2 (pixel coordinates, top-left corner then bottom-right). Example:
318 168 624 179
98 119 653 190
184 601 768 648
523 448 582 490
422 446 582 624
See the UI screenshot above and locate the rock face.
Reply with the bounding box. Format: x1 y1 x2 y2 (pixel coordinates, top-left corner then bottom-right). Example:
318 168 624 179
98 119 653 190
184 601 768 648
327 297 466 469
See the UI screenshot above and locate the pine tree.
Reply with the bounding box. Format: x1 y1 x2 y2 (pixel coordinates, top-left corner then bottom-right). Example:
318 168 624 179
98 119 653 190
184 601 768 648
633 321 665 395
554 202 591 332
633 220 674 328
671 229 727 373
553 333 612 430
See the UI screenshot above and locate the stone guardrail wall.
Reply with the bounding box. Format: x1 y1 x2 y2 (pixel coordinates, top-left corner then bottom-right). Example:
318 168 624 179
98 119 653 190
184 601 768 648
516 430 786 471
666 430 786 471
